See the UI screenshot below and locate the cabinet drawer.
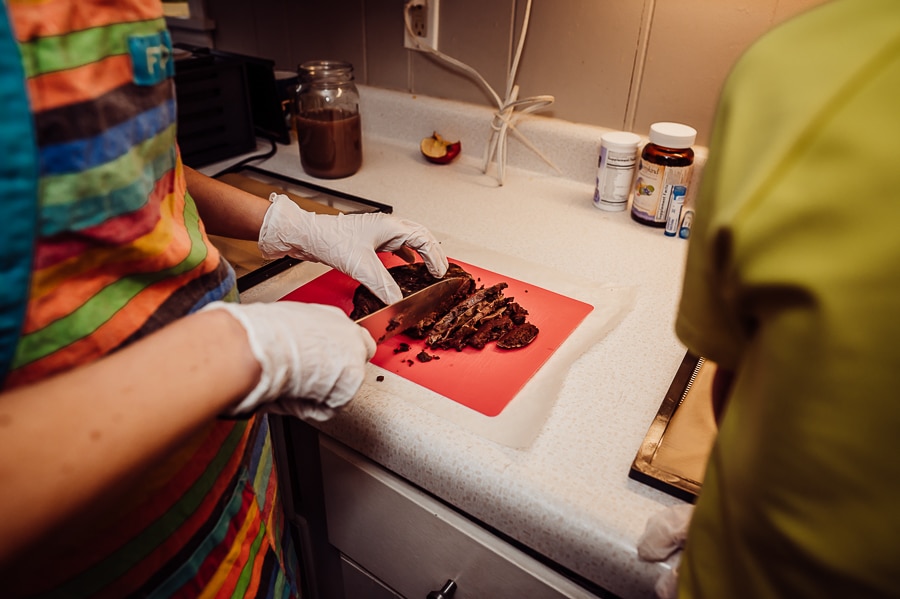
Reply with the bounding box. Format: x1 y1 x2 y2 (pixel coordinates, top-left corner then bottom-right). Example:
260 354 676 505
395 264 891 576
340 555 402 599
320 438 598 599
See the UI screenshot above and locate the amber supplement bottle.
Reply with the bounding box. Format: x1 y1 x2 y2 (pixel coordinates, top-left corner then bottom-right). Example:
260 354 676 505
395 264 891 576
294 60 362 179
631 122 696 227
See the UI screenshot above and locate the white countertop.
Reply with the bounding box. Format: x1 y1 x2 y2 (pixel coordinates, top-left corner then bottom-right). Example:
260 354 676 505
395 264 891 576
210 87 696 598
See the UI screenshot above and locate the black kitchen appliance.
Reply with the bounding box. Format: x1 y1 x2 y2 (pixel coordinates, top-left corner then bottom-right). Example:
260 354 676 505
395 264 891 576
173 45 293 167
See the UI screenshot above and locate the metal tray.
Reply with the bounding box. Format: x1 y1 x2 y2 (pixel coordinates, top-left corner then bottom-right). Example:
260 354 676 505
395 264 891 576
629 352 718 502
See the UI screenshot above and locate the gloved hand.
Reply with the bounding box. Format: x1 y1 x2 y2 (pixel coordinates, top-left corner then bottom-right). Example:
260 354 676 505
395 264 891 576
258 193 449 305
203 300 376 421
637 504 694 599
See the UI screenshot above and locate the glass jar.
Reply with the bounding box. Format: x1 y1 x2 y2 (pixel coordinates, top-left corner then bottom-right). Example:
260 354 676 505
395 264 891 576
294 60 362 179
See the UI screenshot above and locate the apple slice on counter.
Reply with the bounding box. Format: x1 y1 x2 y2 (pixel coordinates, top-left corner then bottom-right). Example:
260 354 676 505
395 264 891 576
420 132 461 164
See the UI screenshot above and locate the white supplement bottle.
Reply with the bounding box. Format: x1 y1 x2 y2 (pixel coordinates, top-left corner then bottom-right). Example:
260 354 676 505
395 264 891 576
593 131 641 211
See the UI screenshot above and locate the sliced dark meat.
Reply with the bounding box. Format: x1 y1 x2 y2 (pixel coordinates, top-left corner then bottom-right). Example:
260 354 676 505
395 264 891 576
453 300 534 350
426 283 508 347
466 312 515 349
505 301 530 325
496 323 540 349
349 263 539 354
349 262 475 337
432 294 510 350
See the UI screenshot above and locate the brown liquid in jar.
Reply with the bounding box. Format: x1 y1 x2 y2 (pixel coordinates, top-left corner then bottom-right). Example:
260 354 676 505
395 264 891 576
296 109 362 179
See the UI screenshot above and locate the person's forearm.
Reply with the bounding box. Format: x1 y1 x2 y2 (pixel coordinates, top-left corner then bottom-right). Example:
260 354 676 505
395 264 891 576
184 166 271 240
0 308 260 565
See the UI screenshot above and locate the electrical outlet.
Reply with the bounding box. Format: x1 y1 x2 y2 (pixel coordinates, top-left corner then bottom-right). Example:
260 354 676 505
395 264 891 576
404 0 439 51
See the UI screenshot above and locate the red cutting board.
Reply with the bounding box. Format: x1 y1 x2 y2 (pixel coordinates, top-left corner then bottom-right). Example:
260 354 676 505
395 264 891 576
279 255 593 417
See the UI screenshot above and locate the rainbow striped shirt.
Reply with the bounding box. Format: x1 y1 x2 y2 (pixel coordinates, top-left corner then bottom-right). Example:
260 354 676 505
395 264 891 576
1 1 298 596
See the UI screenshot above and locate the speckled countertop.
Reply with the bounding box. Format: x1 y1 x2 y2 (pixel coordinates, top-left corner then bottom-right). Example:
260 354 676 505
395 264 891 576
208 86 704 598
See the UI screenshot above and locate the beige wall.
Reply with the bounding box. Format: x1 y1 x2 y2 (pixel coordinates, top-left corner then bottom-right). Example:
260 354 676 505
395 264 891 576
205 0 827 146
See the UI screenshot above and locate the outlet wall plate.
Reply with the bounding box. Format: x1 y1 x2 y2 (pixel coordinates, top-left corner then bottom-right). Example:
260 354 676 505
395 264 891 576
403 0 439 51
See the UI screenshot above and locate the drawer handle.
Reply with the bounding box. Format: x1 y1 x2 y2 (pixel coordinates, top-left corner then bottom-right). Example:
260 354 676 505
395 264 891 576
426 579 457 599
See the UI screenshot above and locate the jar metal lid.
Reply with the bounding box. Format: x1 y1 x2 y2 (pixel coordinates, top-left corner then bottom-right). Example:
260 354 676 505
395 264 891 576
648 122 696 149
298 60 355 82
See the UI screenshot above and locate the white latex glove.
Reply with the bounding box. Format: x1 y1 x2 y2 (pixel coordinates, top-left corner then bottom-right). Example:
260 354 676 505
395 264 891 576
637 504 694 599
258 193 449 305
203 301 376 421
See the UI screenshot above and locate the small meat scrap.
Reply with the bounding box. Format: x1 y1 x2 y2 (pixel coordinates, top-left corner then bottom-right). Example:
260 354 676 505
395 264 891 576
416 350 440 363
393 342 411 354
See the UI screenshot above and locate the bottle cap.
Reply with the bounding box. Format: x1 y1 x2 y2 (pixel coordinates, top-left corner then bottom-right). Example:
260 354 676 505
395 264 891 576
649 122 696 149
600 131 641 151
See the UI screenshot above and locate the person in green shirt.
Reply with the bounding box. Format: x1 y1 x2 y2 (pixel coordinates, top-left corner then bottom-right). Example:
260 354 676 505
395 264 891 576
641 1 900 597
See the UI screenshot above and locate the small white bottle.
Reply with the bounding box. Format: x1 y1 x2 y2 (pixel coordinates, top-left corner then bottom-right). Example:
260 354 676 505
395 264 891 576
593 131 641 211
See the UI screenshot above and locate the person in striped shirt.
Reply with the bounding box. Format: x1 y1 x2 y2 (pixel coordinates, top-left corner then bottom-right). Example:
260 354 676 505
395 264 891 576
0 1 448 596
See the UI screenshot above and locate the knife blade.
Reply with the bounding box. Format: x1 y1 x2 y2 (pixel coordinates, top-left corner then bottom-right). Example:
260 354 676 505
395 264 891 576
356 277 469 344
